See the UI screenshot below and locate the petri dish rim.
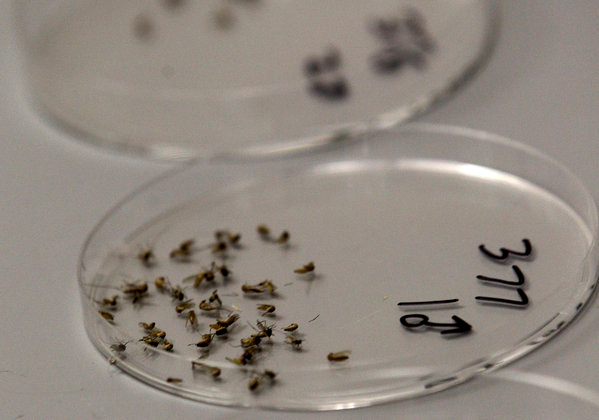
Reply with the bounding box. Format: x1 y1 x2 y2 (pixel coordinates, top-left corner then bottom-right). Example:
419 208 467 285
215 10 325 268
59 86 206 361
78 123 599 410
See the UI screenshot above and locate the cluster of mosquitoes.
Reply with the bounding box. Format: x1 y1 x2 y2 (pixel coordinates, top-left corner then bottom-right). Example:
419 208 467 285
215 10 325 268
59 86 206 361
132 3 435 101
96 234 535 392
304 8 435 101
96 224 350 394
132 0 261 42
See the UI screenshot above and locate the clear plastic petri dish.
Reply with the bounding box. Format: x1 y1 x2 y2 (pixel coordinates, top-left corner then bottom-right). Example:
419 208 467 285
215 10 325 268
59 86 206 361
78 124 598 410
15 1 496 160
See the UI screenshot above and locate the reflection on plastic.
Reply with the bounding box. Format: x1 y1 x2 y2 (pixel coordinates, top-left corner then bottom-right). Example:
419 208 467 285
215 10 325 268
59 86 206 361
494 370 599 408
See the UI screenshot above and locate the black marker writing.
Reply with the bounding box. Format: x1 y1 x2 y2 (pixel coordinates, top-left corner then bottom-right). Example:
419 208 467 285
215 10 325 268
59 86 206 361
400 314 472 335
397 298 459 306
475 288 529 307
476 265 525 287
479 239 532 261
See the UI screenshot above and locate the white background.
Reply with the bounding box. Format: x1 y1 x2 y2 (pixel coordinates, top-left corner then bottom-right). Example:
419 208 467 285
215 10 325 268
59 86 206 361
1 1 599 418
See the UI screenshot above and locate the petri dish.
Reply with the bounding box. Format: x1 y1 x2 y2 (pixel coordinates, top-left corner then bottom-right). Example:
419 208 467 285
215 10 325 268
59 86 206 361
78 124 599 410
15 0 496 160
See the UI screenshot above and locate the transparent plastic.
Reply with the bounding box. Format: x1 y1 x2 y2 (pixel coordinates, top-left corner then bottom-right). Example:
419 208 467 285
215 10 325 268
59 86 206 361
79 124 598 410
15 1 496 159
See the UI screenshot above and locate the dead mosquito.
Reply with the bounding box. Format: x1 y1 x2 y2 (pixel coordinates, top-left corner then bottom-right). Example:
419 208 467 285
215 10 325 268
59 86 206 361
327 350 351 362
110 341 130 353
214 229 241 245
139 322 172 351
175 299 195 313
154 276 185 300
257 304 275 316
240 346 261 362
248 375 261 391
208 289 222 307
285 335 303 350
138 321 156 331
140 337 161 347
256 224 270 239
199 300 221 312
97 295 119 307
123 281 148 294
248 369 277 391
253 320 274 339
210 241 228 255
162 340 174 352
191 333 215 348
122 281 149 304
208 323 229 336
259 280 276 293
216 263 231 278
215 230 242 250
182 269 213 288
294 262 315 274
203 268 216 282
191 361 221 378
276 231 290 244
147 330 166 339
141 335 172 351
183 262 228 288
154 276 167 291
99 310 114 321
256 224 290 244
240 334 262 348
241 280 276 295
185 310 198 329
170 284 186 301
169 239 195 261
106 341 129 366
166 377 182 383
226 346 260 366
196 290 223 313
216 313 240 328
226 355 246 366
283 323 298 332
137 247 156 267
241 283 264 294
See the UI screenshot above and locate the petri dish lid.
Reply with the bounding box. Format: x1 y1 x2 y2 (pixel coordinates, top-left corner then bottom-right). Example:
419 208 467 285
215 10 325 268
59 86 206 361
19 0 496 159
79 124 599 410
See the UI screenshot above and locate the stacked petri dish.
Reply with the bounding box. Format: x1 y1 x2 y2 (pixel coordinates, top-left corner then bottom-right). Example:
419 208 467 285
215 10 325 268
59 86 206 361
15 0 495 159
